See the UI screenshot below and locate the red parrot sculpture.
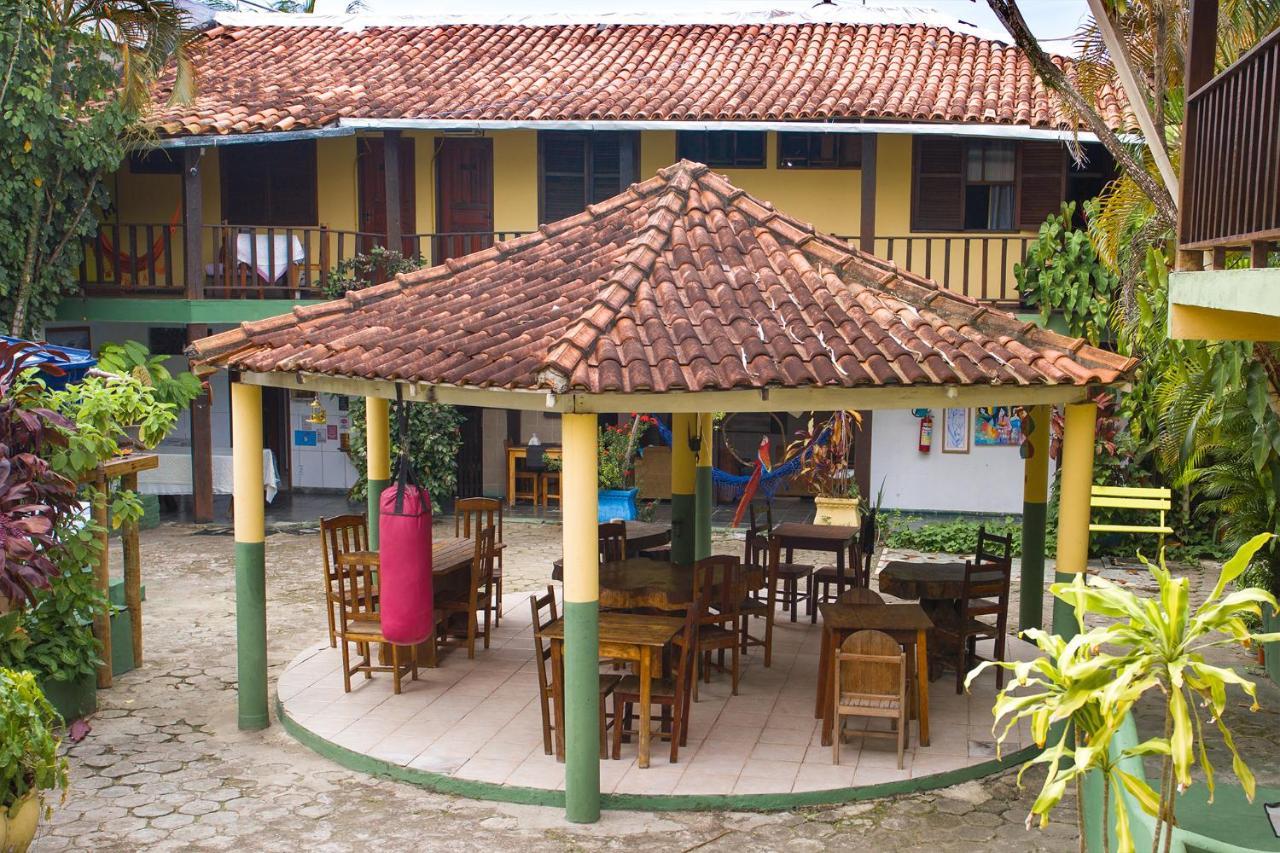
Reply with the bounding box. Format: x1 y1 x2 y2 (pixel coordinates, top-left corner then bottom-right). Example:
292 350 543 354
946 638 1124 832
730 436 771 528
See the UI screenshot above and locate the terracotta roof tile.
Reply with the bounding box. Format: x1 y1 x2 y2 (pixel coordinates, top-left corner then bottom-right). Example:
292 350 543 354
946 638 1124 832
151 22 1130 137
189 161 1136 395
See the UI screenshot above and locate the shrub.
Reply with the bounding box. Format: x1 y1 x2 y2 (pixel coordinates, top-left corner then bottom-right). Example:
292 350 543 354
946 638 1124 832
0 668 68 813
883 515 1023 557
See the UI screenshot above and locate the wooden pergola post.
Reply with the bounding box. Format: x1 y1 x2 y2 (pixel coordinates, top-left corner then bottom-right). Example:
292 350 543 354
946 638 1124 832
1018 404 1051 632
1052 401 1097 638
670 412 696 564
232 381 269 730
561 412 601 823
366 396 391 549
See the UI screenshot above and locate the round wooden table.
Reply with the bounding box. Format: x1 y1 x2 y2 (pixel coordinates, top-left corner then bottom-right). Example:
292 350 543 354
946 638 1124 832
598 558 763 611
622 521 672 555
877 561 970 601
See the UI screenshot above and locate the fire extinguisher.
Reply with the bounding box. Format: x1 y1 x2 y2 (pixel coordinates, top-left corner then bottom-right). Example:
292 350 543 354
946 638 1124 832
918 414 933 452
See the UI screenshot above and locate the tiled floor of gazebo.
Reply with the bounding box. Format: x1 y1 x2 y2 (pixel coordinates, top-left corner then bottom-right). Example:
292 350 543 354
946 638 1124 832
278 598 1038 799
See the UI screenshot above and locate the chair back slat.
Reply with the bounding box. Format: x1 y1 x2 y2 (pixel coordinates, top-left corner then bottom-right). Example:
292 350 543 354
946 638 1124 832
671 580 714 728
838 587 885 606
837 629 903 698
599 521 627 564
321 514 372 617
456 496 503 544
859 508 878 581
693 555 743 625
975 525 1013 565
529 585 557 672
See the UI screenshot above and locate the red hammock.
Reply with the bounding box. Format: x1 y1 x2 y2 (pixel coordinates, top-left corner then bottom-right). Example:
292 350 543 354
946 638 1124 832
97 205 182 275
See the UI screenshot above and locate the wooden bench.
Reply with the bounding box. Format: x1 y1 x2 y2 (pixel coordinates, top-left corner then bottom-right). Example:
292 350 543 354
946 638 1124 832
1088 485 1174 551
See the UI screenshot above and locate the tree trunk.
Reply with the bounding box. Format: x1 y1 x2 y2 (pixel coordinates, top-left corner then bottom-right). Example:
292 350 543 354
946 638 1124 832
9 197 44 338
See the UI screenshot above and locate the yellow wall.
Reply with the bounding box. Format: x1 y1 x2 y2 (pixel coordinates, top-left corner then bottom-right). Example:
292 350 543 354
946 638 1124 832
101 129 1037 301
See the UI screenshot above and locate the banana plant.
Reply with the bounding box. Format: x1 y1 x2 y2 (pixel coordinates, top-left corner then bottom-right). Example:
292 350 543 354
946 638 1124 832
970 532 1280 853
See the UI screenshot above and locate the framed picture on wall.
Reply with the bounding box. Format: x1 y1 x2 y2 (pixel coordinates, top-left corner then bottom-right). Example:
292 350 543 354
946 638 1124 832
942 407 970 454
974 406 1024 446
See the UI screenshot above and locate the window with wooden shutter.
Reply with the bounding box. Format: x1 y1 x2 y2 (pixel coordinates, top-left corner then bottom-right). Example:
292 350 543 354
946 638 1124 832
1017 141 1066 229
911 138 964 231
221 141 318 226
539 131 639 223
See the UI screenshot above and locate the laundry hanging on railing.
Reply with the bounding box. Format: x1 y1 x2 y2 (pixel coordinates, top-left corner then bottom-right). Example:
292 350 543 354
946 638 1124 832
648 417 830 501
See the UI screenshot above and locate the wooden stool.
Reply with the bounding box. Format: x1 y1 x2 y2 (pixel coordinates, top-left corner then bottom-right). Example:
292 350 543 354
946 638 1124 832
541 471 561 508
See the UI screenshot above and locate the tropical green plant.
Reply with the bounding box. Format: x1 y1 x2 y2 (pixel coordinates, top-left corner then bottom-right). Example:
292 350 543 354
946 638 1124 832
0 0 192 337
94 340 202 409
343 396 464 512
0 667 68 815
597 419 639 490
321 246 423 298
884 516 1023 557
1016 201 1118 345
971 533 1280 852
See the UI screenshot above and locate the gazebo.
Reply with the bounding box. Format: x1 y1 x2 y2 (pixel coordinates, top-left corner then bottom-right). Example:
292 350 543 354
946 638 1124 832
188 161 1134 822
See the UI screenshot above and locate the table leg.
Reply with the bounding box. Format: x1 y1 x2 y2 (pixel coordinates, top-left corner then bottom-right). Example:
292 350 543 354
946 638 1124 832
814 625 831 719
916 629 930 747
821 629 837 746
638 649 653 769
551 639 566 761
507 457 516 508
836 549 846 596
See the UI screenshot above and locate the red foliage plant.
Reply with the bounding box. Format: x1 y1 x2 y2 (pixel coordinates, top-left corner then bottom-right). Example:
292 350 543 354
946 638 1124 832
0 341 76 607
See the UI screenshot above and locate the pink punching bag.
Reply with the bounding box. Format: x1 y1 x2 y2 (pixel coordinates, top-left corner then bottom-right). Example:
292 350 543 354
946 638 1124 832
377 442 433 646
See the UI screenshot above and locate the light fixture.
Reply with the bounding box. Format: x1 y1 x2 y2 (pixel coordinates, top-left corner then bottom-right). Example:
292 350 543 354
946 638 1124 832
307 397 327 424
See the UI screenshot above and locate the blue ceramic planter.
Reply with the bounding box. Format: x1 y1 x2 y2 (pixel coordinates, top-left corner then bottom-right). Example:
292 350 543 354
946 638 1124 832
598 488 639 522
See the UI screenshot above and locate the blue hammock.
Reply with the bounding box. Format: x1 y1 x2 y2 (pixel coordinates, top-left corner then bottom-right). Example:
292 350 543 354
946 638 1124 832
648 417 829 501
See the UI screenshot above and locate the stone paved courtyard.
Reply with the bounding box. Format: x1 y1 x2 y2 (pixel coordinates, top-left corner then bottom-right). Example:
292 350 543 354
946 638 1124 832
32 518 1278 851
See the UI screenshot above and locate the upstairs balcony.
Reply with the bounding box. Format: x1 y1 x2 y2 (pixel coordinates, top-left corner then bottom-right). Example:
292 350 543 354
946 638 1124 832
79 223 1032 307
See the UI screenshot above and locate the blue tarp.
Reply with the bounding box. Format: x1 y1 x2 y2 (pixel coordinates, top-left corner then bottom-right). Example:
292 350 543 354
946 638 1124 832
1 335 96 390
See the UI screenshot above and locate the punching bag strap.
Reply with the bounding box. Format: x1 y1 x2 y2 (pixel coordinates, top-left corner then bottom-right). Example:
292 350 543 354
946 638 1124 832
392 384 420 515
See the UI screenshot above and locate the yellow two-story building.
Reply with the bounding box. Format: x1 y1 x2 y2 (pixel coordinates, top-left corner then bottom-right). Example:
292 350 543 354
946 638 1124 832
50 10 1126 517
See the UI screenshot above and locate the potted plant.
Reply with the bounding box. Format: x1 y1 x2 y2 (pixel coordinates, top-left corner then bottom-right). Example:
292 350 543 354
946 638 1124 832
0 668 68 853
789 410 862 526
595 416 656 522
969 533 1280 853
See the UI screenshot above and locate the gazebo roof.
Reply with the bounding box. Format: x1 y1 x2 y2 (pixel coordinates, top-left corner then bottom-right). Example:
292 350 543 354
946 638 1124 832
190 161 1134 401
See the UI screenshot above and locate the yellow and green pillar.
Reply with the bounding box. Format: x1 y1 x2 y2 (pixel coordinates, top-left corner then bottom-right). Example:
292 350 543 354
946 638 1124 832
1053 401 1097 638
561 413 601 822
231 382 269 731
694 412 713 560
670 412 696 564
1018 405 1050 632
366 396 391 549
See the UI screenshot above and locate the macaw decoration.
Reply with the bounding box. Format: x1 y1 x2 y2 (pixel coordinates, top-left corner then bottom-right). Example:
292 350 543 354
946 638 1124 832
730 436 771 528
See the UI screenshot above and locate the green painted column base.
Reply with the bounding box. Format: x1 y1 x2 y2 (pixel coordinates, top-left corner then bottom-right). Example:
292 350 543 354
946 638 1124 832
563 600 600 823
367 478 389 550
694 466 713 561
671 493 695 565
235 541 269 731
1051 571 1081 640
1018 501 1047 633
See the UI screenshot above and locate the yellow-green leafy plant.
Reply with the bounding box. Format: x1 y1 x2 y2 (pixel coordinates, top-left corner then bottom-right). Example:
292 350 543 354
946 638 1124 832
969 532 1280 853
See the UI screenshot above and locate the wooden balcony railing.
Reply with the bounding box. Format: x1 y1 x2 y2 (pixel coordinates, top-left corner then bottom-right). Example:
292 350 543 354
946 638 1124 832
839 234 1032 306
1180 25 1280 254
79 226 533 298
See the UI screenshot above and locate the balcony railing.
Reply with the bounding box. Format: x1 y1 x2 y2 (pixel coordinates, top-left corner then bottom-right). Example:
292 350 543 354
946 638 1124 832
840 234 1032 306
80 225 1028 304
1180 25 1280 254
79 225 533 298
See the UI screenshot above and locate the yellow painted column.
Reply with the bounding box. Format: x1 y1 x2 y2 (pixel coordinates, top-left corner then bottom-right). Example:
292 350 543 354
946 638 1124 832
694 412 714 560
231 382 268 730
561 412 600 822
670 412 696 565
366 396 391 550
1053 401 1097 637
1018 405 1051 632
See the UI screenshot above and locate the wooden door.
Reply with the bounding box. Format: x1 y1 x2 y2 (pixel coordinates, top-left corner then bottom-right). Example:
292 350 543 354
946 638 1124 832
262 388 291 493
455 406 484 499
357 137 416 256
434 138 494 263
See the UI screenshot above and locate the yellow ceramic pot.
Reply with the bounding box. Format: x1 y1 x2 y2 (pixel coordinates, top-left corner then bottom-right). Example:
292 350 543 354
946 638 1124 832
0 792 40 853
813 496 861 527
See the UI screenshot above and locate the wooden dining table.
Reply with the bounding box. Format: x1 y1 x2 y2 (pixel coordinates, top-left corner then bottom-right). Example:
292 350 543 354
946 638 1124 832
551 521 673 581
815 602 933 747
772 521 861 588
597 558 764 611
538 611 685 768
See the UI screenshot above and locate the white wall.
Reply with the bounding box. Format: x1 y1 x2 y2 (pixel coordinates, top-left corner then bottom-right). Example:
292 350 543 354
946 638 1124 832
288 393 358 490
870 408 1046 515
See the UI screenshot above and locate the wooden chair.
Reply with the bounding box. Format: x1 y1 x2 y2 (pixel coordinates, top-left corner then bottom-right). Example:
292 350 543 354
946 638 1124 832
832 629 907 767
946 529 1013 694
611 582 710 764
688 555 744 696
456 497 505 627
320 515 374 648
436 526 496 659
541 471 561 508
599 521 627 562
334 550 417 694
838 587 885 606
744 503 812 622
810 508 876 620
529 585 620 757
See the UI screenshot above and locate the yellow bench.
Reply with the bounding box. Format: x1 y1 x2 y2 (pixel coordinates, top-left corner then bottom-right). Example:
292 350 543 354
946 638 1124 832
1088 485 1174 550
